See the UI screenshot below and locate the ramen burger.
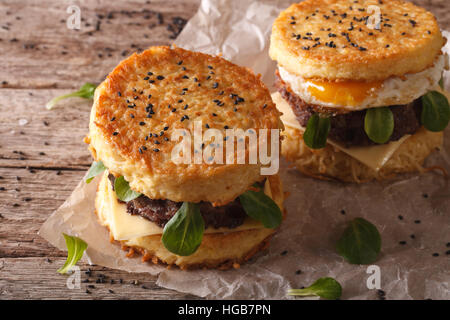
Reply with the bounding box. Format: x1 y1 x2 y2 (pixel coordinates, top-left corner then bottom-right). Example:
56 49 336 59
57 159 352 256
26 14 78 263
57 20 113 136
270 0 450 182
85 46 284 269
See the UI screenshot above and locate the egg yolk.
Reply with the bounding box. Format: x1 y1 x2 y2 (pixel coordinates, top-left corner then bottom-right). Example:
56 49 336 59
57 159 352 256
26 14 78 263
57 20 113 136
305 79 383 106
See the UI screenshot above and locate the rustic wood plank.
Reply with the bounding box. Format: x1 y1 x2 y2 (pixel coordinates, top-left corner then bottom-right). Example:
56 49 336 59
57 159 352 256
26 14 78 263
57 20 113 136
0 0 200 89
0 89 92 168
0 167 85 258
0 257 199 299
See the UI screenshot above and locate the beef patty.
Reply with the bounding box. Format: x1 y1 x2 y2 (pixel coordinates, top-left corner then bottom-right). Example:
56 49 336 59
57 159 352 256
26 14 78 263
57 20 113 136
108 174 247 229
275 72 422 147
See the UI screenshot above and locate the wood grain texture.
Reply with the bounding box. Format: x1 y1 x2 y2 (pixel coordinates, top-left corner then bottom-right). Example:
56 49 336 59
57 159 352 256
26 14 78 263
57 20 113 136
0 258 199 299
0 0 449 300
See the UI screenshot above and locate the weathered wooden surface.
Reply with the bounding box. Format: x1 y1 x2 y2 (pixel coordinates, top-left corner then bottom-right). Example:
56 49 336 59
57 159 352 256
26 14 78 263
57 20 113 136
0 0 449 300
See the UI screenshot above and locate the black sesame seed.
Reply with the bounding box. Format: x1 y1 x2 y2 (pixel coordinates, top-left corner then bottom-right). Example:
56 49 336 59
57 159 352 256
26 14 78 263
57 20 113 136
207 65 213 69
139 121 145 126
110 117 115 121
118 92 122 97
281 250 288 256
153 148 160 152
205 124 210 128
177 60 183 65
184 104 188 110
414 220 421 224
422 193 428 198
182 75 189 79
432 253 439 257
144 76 149 80
164 126 169 131
212 113 217 117
212 82 219 89
157 75 165 80
377 289 386 296
399 241 407 245
410 234 416 239
147 72 153 76
224 125 229 129
295 270 302 275
154 141 160 145
113 132 119 136
398 215 404 220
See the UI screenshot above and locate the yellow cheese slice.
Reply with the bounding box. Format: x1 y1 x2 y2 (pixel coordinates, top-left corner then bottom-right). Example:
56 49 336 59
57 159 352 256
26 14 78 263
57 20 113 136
98 172 267 241
272 92 410 171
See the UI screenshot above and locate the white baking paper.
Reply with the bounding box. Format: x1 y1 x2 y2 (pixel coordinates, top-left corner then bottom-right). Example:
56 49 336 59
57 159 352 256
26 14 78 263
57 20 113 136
39 0 450 300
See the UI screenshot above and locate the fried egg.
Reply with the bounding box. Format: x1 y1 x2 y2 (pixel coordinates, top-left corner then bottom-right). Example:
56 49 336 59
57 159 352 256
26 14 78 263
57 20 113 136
278 53 447 111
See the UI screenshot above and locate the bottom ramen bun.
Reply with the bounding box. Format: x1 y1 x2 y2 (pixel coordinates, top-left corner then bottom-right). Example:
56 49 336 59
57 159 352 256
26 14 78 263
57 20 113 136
282 125 443 183
85 46 285 268
95 171 285 270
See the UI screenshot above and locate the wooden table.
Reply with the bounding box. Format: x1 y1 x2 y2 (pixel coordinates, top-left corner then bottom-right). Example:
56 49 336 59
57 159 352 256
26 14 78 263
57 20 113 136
0 0 449 300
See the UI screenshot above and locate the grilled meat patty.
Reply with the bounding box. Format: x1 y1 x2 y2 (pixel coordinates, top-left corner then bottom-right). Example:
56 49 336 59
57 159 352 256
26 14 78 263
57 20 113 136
275 73 422 147
108 174 247 229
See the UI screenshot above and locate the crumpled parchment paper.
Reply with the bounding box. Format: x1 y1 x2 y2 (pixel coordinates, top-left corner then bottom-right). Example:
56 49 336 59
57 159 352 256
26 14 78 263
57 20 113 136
39 0 450 300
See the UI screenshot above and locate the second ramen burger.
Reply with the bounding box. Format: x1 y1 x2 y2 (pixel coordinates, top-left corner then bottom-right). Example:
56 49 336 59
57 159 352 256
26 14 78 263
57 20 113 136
86 46 284 270
270 0 450 182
